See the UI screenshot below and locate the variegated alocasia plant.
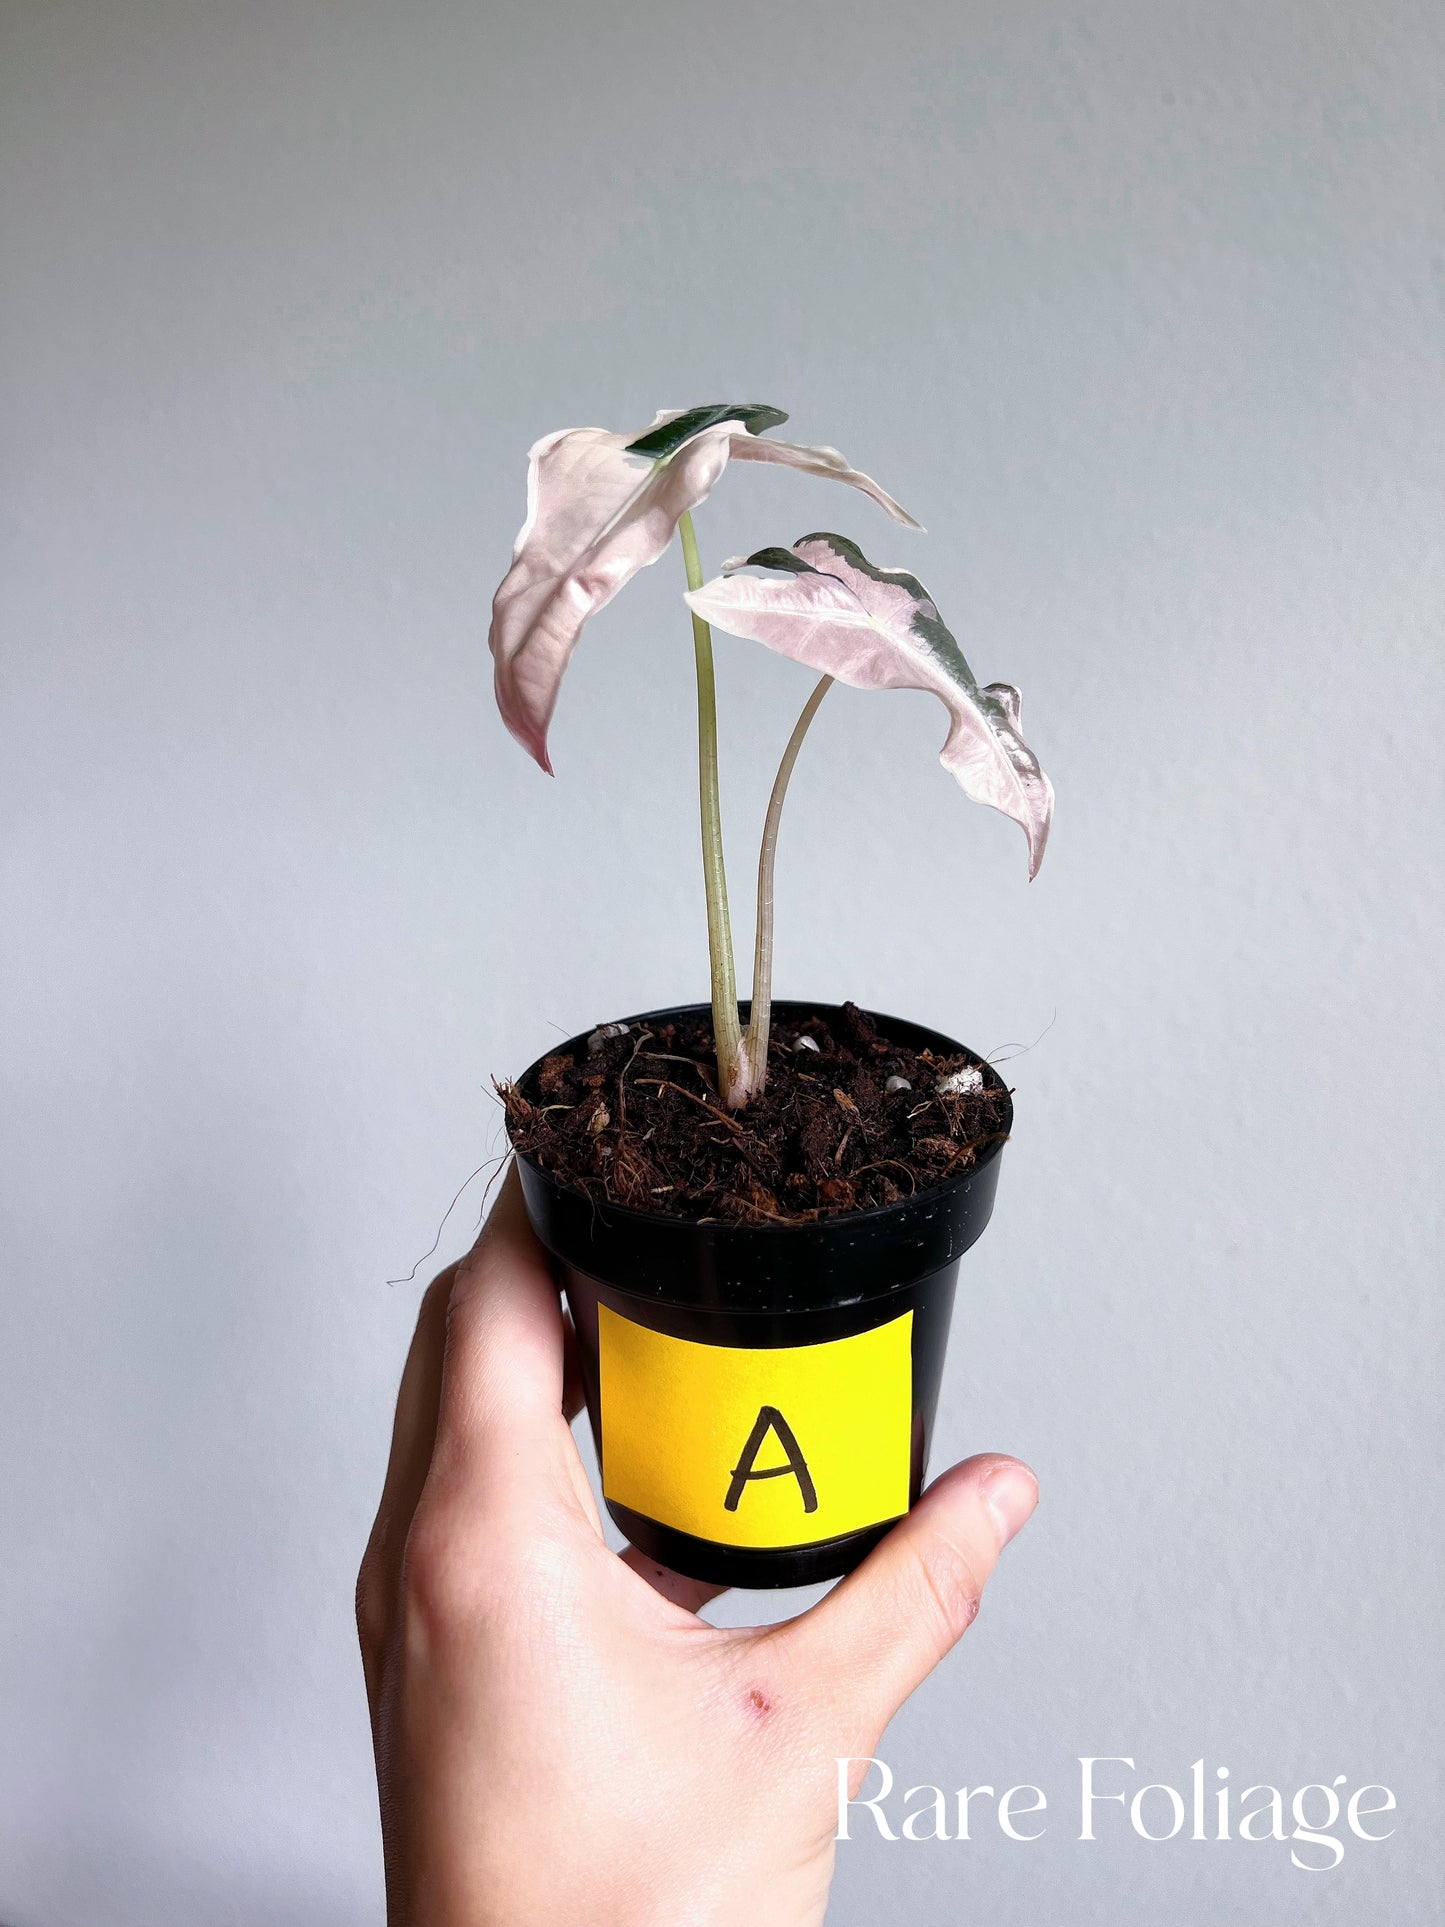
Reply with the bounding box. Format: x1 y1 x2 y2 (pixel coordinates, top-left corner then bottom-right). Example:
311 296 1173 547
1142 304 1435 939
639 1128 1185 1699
488 404 1052 1110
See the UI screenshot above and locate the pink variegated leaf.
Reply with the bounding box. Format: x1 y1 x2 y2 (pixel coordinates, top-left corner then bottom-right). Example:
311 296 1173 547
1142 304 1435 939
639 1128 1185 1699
685 532 1054 877
488 406 918 771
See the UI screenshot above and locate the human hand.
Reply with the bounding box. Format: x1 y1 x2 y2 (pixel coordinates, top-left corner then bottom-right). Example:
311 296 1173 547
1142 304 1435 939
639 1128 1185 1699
357 1167 1037 1927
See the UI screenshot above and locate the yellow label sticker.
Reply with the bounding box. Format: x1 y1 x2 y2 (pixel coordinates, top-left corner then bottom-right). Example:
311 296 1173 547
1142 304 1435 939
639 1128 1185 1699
597 1302 913 1548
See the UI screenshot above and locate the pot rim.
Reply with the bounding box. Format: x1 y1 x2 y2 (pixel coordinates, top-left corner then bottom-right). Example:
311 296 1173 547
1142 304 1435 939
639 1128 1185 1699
510 997 1012 1240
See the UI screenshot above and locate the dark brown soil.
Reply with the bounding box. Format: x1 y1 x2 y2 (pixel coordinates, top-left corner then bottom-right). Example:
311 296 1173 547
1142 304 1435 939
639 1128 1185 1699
499 1002 1011 1224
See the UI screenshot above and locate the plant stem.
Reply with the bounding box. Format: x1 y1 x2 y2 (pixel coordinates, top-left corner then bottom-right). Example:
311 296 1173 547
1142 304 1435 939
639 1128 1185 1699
743 674 833 1096
678 510 744 1100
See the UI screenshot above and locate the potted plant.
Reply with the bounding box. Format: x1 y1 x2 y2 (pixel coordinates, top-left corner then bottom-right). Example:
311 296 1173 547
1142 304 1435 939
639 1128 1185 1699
490 403 1053 1588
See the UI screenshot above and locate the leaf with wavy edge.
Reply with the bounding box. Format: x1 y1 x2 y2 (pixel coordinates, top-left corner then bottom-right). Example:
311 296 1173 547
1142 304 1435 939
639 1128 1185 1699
489 408 919 771
624 402 789 460
685 532 1053 877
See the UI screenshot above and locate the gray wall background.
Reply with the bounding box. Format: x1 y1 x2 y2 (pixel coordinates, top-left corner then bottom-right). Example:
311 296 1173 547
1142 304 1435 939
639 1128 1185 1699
2 2 1441 1921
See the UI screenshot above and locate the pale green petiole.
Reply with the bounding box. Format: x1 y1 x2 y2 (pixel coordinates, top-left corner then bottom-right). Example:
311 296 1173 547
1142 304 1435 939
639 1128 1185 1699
680 514 831 1108
679 510 744 1102
742 673 832 1096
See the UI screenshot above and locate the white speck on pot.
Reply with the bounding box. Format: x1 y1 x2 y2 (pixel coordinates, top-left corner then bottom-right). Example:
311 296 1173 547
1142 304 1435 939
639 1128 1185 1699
937 1066 984 1097
587 1023 629 1053
794 1035 820 1052
884 1075 912 1093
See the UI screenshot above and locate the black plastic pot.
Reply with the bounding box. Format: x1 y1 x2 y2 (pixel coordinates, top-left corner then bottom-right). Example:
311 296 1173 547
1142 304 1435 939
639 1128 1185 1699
513 1001 1010 1590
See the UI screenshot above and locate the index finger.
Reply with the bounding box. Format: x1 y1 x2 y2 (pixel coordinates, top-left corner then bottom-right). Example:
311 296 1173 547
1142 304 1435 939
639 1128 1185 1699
428 1164 573 1494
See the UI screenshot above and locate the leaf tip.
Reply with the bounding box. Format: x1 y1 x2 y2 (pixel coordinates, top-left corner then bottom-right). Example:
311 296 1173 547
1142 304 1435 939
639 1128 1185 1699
525 721 557 776
495 689 557 775
1024 785 1055 880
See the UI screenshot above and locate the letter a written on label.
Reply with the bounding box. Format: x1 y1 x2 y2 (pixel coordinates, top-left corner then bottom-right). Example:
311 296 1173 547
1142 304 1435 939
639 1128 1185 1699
725 1406 818 1514
596 1303 912 1548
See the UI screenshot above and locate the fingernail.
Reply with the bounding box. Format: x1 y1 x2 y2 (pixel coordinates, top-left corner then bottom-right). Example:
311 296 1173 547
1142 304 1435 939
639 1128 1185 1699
982 1461 1039 1548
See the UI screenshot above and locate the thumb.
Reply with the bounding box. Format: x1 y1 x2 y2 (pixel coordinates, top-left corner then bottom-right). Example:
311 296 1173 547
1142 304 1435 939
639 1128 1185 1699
778 1454 1037 1740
